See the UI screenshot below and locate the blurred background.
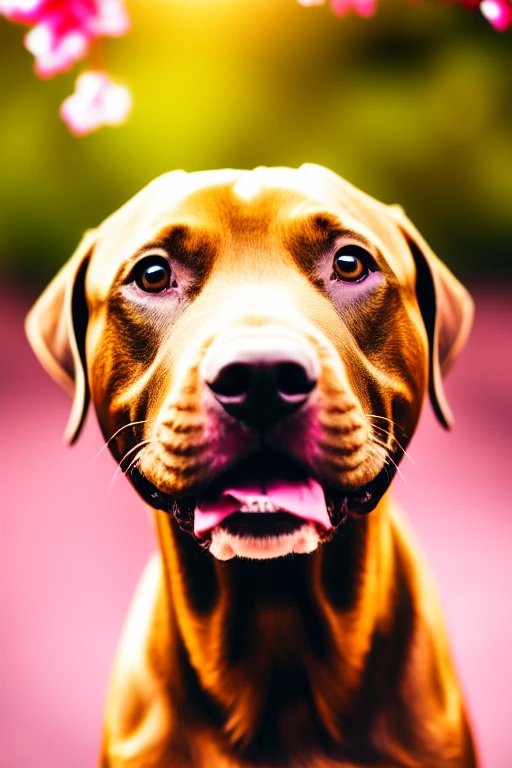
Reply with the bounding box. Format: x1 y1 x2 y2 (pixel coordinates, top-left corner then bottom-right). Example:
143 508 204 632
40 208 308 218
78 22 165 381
1 0 511 766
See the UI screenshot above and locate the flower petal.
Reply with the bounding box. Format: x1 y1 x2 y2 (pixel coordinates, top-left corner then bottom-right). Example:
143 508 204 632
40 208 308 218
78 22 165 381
331 0 377 17
0 0 44 23
1 0 130 40
90 0 130 36
480 0 512 30
26 22 89 77
60 70 132 136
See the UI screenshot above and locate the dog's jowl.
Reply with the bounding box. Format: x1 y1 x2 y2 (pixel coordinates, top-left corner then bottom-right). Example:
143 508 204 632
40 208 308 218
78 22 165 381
26 165 477 767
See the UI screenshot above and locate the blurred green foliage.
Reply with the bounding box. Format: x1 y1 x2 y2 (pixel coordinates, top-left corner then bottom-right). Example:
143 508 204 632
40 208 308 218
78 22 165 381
0 0 511 285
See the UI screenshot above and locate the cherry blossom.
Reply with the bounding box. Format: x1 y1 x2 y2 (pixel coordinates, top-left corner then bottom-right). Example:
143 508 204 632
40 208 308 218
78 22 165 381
298 0 377 16
479 0 512 30
0 0 131 134
331 0 376 17
1 0 509 137
60 70 131 136
0 0 129 77
298 0 511 28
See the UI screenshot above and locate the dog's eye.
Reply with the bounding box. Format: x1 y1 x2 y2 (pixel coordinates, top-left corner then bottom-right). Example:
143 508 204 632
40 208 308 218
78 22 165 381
332 246 370 283
134 257 174 293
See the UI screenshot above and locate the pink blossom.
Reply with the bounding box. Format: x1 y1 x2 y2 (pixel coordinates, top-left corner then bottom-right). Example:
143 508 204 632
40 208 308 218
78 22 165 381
480 0 512 29
25 22 89 77
60 70 131 136
298 0 377 16
0 1 130 77
331 0 376 16
0 0 44 25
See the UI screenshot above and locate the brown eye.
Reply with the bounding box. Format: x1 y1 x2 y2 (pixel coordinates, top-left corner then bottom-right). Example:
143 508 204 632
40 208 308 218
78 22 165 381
332 246 370 283
135 257 173 293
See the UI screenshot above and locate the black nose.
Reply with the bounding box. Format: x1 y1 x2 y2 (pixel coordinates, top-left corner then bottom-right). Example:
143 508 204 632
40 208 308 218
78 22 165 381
203 334 318 430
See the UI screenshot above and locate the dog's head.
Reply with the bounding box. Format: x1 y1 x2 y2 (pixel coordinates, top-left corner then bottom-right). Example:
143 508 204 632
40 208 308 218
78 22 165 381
26 165 473 561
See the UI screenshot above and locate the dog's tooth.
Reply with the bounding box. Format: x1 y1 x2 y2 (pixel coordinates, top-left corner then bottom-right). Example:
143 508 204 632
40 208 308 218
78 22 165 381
239 500 277 513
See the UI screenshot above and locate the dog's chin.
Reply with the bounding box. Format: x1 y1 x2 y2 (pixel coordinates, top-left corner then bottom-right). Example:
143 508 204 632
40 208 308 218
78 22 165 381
209 521 320 561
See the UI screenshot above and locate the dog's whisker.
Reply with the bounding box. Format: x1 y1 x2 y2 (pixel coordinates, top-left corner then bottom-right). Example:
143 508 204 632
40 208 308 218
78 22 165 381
124 444 153 478
86 419 151 469
369 425 396 453
386 454 408 487
369 424 392 443
377 445 408 487
389 436 414 465
370 427 408 459
367 415 414 465
366 414 397 426
368 435 409 488
107 439 153 496
369 433 390 452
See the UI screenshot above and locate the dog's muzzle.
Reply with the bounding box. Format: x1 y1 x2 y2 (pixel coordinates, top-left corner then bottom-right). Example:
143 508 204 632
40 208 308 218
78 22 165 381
130 327 397 556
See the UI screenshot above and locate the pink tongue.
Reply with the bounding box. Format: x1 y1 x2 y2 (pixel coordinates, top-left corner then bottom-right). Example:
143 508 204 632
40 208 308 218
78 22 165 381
194 476 332 537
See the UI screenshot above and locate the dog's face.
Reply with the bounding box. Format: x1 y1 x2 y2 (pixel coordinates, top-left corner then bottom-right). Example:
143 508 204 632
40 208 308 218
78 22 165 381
27 165 473 561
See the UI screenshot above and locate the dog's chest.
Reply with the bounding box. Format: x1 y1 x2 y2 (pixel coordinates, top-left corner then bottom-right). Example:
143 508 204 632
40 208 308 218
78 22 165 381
175 605 360 768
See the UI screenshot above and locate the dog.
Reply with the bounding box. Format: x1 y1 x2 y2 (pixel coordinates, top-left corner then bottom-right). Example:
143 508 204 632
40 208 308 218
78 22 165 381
26 165 477 767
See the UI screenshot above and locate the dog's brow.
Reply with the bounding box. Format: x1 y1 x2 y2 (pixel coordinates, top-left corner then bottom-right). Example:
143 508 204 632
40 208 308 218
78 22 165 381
285 213 377 274
153 225 213 266
307 215 377 251
129 225 215 281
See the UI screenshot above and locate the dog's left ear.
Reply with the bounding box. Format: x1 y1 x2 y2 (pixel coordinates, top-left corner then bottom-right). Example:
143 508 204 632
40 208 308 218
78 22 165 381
389 205 474 430
25 230 96 444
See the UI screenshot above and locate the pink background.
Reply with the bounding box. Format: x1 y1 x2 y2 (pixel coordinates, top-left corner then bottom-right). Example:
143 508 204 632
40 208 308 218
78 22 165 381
1 285 510 767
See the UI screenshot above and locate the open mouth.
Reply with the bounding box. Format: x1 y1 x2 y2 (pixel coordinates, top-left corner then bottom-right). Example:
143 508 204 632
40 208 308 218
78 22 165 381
189 453 331 560
130 450 395 559
193 452 332 536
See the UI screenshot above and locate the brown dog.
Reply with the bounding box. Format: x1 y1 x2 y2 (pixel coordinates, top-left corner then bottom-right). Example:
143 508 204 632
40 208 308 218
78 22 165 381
26 165 476 768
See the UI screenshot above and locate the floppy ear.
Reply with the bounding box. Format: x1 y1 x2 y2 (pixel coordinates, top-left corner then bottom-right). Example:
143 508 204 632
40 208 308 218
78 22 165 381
389 206 474 430
25 230 96 444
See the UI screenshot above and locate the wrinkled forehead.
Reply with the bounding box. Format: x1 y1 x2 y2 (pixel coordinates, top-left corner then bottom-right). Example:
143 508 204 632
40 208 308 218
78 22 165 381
86 166 415 298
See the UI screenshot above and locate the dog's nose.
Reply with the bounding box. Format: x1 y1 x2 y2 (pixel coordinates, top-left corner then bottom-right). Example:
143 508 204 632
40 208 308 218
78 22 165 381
202 331 319 430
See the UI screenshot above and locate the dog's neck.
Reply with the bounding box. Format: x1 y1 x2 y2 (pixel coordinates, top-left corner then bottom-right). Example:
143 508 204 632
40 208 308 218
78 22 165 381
152 497 416 764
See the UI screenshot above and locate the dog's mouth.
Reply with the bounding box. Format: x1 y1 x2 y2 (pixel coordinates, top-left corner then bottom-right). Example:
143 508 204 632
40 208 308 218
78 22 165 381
192 453 332 560
131 450 394 560
193 453 331 535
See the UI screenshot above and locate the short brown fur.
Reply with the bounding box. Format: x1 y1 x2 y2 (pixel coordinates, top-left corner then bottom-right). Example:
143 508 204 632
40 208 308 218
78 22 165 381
26 166 476 767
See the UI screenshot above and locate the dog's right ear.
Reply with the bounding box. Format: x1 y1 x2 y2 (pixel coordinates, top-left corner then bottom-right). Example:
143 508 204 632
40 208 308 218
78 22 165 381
25 230 96 445
387 206 474 430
